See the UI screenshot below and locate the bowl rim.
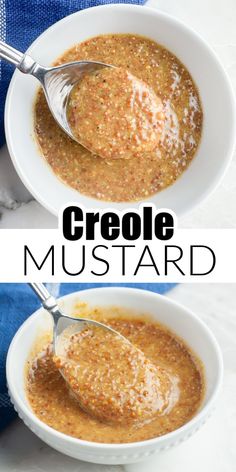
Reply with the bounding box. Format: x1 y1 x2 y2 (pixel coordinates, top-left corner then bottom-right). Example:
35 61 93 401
4 3 236 217
6 286 224 450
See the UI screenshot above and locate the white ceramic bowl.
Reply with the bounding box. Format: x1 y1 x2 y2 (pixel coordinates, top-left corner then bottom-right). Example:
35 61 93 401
5 5 236 217
7 287 223 465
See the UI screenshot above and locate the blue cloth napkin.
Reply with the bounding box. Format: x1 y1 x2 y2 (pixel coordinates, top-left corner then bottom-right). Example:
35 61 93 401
0 0 145 147
0 282 176 430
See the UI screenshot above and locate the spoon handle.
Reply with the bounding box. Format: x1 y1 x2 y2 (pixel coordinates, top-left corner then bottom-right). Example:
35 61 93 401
0 41 24 66
30 282 51 301
0 40 40 75
29 283 59 312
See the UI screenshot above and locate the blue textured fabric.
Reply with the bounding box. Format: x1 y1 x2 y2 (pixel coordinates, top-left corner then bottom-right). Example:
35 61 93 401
0 0 145 147
0 282 176 430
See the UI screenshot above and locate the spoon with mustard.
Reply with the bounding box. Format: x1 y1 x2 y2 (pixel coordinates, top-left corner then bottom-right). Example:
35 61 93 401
29 282 127 358
30 283 171 425
0 41 165 159
0 40 112 142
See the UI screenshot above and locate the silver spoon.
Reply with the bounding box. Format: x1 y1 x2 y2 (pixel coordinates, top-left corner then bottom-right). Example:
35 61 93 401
29 284 168 425
29 283 127 358
0 40 112 143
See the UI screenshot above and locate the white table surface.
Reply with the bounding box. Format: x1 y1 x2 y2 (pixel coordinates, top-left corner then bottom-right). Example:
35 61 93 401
1 283 236 471
0 0 236 228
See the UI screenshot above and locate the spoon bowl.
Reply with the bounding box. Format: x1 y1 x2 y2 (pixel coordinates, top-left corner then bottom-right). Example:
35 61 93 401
38 60 113 142
0 40 112 143
29 283 127 359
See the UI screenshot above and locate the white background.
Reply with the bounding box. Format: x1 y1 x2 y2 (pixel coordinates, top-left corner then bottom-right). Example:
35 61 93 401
0 0 236 228
0 228 235 282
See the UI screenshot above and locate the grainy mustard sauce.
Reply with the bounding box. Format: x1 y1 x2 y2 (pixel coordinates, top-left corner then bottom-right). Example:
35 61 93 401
67 67 165 159
26 307 204 443
34 34 203 202
54 326 173 425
